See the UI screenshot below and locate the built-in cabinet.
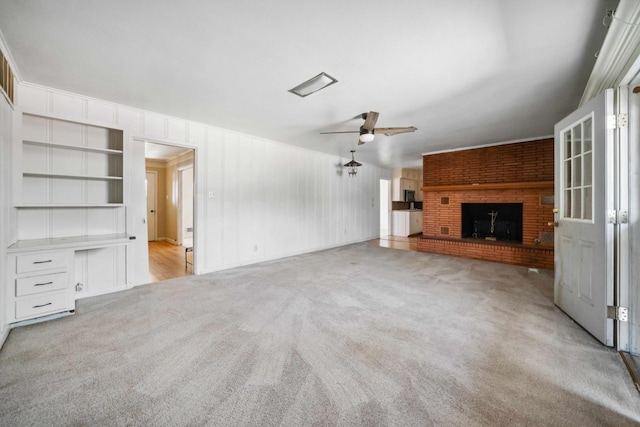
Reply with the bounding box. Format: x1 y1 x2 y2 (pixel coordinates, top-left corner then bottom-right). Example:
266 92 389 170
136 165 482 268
392 178 418 201
400 169 421 181
391 211 422 237
392 168 423 201
6 110 131 324
8 249 74 322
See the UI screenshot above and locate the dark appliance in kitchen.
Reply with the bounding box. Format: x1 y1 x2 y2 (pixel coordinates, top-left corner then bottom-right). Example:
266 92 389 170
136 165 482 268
404 190 415 202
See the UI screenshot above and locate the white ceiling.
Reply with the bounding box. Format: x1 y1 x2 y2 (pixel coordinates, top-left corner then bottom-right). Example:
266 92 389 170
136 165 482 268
0 0 616 169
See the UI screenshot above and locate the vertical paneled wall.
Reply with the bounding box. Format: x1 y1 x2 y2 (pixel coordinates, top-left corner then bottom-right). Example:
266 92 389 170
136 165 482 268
0 81 13 344
15 83 388 282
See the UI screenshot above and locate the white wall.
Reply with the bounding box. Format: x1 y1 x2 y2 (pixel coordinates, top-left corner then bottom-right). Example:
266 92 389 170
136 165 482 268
0 89 12 348
13 82 390 283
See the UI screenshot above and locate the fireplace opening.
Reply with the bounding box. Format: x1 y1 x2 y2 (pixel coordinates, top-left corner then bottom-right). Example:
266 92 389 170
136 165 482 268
461 203 523 242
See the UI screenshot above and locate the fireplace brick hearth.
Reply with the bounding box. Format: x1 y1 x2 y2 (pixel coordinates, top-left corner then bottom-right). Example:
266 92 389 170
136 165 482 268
417 139 554 269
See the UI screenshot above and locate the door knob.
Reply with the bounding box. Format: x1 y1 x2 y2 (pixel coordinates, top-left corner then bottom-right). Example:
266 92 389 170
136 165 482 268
548 221 558 227
150 210 155 213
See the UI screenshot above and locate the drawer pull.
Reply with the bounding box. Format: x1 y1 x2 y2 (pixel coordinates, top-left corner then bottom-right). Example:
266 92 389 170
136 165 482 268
33 302 52 308
34 282 53 286
33 260 53 264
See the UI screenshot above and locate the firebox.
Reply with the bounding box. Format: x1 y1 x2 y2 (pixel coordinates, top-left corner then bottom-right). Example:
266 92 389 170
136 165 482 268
461 203 523 242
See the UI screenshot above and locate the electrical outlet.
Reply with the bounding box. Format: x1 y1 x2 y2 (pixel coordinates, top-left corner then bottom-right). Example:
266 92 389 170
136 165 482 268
253 244 258 252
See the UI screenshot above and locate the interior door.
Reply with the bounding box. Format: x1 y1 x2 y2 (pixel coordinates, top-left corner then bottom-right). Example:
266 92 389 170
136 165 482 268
145 171 157 242
554 89 615 346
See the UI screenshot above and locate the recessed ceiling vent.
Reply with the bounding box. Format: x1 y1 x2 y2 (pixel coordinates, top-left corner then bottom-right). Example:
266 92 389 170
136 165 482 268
0 49 15 104
289 72 337 98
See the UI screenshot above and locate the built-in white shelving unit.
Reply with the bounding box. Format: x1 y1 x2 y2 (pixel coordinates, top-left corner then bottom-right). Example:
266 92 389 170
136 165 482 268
6 110 131 324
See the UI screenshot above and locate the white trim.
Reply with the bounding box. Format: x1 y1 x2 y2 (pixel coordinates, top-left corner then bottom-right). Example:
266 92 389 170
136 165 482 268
158 237 179 245
421 135 553 156
580 0 640 105
197 238 379 275
0 324 9 350
10 311 74 328
75 285 128 300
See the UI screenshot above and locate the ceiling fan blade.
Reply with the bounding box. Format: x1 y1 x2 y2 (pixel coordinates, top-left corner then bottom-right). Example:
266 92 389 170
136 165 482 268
362 111 379 131
319 130 360 134
373 126 417 136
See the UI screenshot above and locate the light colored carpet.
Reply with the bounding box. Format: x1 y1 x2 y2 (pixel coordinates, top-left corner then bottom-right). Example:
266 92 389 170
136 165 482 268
1 243 639 426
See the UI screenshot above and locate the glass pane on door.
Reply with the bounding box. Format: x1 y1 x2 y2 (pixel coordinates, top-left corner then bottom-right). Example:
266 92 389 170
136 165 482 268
561 114 594 221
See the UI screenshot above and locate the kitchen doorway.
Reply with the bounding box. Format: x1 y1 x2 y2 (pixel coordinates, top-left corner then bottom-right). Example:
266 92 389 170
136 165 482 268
144 141 196 282
380 179 390 237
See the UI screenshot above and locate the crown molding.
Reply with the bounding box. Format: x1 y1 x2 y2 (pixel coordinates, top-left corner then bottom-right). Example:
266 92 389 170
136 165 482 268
580 0 640 105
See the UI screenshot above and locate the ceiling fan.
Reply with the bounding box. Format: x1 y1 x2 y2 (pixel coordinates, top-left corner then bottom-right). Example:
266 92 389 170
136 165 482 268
320 111 417 145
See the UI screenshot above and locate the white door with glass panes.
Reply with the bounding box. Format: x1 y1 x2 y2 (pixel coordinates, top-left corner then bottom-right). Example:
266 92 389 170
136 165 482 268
554 89 614 346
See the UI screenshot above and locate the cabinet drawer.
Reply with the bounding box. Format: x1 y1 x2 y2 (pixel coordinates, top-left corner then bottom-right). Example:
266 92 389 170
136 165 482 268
16 272 68 297
15 291 69 320
16 252 68 274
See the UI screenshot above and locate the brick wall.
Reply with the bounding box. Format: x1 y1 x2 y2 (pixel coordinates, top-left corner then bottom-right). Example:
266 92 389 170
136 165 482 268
417 139 555 269
424 139 553 185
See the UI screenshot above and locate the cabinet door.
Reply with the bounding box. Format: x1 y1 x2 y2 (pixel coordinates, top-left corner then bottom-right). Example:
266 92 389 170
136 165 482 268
410 212 422 235
391 212 408 236
392 179 403 201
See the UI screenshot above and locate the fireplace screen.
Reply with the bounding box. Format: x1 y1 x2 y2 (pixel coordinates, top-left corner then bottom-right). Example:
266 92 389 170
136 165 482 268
461 203 523 242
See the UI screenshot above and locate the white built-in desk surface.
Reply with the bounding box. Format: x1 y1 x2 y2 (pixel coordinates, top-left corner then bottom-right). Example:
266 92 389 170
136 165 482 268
7 234 133 253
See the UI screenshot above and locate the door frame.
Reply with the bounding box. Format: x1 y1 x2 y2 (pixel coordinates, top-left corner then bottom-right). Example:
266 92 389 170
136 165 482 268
617 68 640 352
145 170 158 242
143 138 198 275
177 165 194 247
380 179 391 237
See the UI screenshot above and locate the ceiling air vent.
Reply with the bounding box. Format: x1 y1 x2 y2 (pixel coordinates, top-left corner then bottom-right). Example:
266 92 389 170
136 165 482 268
288 72 337 98
0 49 14 104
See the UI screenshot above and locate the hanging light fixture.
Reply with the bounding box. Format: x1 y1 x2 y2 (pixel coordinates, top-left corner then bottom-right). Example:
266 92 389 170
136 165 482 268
343 150 362 177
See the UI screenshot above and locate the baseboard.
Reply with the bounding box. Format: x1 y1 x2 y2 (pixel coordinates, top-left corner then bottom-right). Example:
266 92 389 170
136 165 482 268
198 236 379 275
0 323 9 350
75 285 129 300
10 310 74 328
158 237 179 245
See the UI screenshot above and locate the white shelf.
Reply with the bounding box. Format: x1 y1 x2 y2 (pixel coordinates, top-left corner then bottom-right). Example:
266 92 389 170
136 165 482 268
15 203 125 208
23 172 123 180
23 139 123 155
7 233 133 253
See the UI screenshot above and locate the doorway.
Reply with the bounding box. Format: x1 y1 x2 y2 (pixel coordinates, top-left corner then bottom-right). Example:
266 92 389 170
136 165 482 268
144 141 196 282
380 179 390 237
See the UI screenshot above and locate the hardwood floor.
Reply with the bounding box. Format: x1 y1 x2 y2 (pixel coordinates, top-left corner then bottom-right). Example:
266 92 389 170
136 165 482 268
371 235 418 251
148 235 414 284
148 241 193 283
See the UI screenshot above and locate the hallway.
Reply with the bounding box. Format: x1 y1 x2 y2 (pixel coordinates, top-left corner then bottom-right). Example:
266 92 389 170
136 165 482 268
148 241 193 283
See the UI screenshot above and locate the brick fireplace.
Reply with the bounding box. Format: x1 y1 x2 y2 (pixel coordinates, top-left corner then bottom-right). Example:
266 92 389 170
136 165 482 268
417 139 555 269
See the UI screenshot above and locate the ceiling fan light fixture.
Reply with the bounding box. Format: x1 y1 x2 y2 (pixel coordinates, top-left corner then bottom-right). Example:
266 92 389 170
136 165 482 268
359 132 375 143
343 150 362 177
288 72 338 98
